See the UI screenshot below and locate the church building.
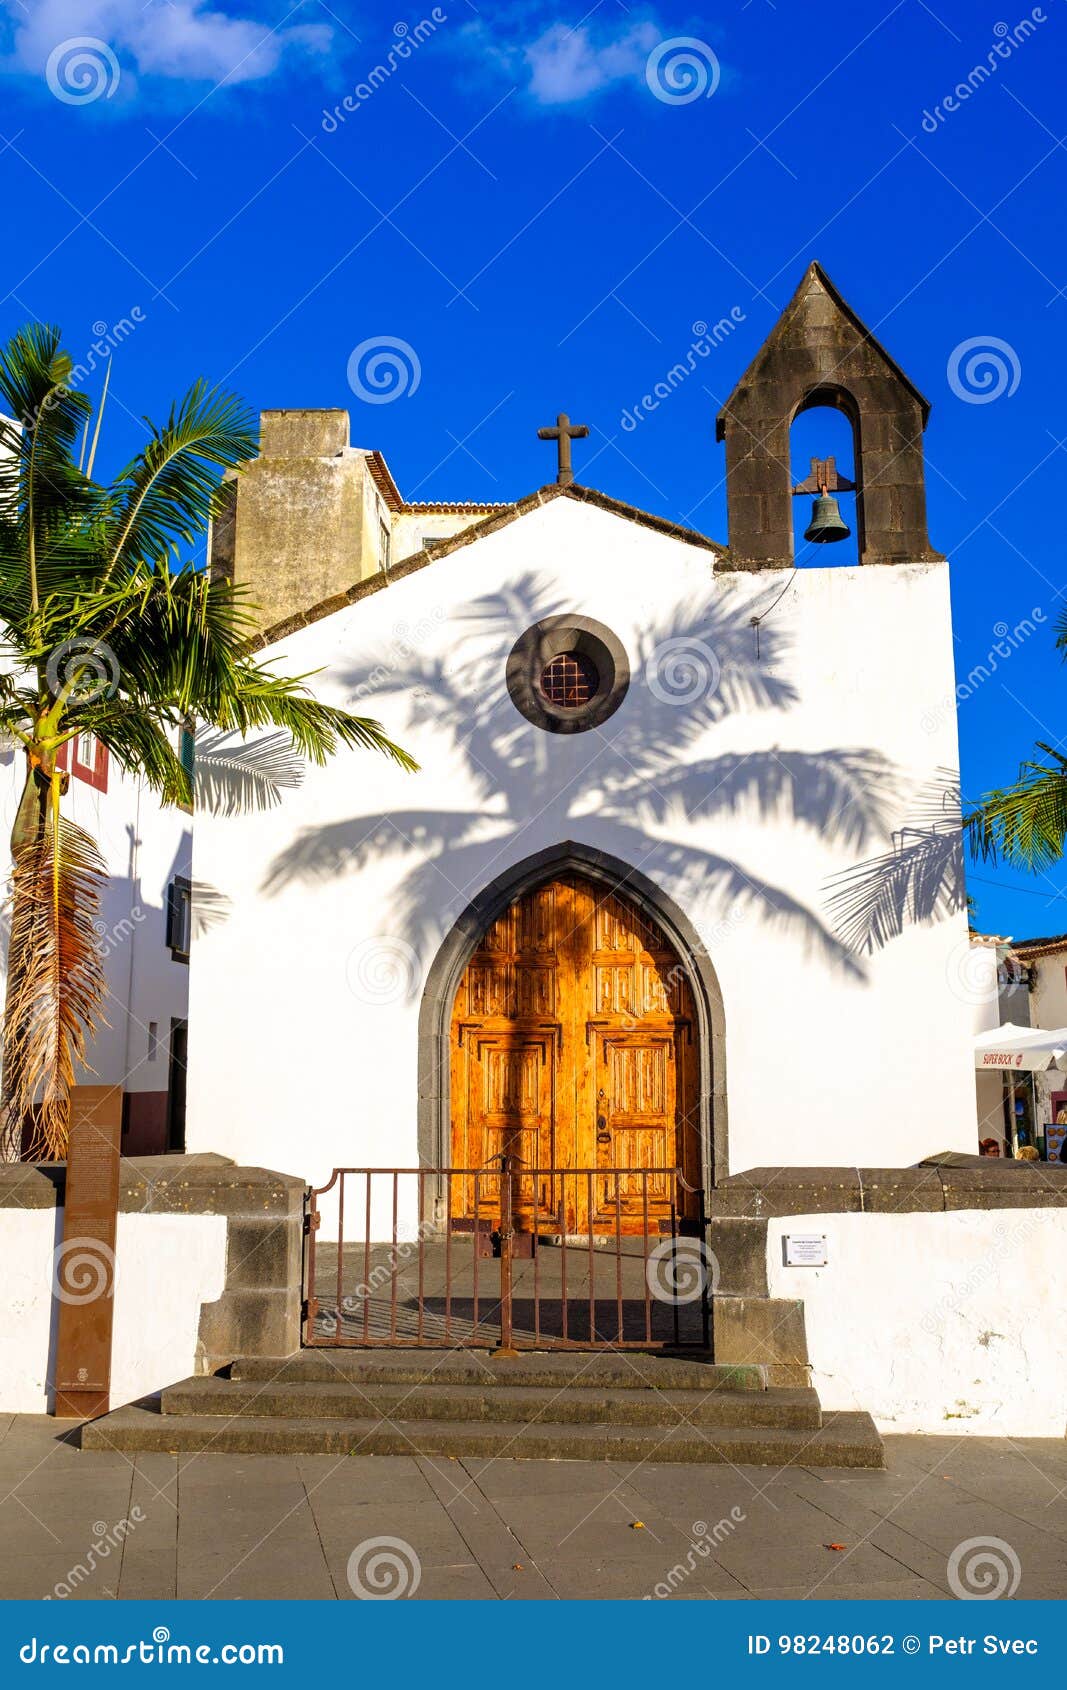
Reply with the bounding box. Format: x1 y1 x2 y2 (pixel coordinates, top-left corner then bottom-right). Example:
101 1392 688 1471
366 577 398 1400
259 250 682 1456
187 262 977 1200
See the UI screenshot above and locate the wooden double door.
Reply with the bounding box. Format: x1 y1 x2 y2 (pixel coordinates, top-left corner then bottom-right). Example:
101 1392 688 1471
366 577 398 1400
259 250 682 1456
450 874 701 1233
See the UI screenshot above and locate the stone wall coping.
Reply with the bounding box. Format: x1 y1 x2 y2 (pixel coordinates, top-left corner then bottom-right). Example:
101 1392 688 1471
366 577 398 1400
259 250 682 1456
710 1161 1067 1217
0 1154 307 1216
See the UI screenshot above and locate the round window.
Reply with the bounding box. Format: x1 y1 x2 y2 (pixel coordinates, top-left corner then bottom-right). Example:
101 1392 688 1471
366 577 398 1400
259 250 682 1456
539 650 600 709
506 617 629 735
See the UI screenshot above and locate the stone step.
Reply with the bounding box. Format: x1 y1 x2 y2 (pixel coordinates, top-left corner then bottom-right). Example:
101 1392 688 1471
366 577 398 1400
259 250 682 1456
160 1376 821 1430
83 1405 884 1467
231 1349 765 1393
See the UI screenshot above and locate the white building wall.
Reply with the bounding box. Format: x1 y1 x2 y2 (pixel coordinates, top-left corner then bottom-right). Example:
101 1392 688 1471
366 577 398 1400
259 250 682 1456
0 736 191 1150
187 496 976 1190
767 1210 1067 1435
0 1207 226 1413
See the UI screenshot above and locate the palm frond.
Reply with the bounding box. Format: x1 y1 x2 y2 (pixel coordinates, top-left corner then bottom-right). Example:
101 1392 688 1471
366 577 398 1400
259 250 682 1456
968 742 1067 870
102 381 257 576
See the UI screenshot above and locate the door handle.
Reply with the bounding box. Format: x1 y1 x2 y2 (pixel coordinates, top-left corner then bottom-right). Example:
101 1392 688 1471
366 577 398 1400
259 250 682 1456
596 1113 611 1144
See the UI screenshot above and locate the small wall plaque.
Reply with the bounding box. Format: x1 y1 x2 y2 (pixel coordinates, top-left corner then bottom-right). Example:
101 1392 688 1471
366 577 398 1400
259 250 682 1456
782 1232 828 1268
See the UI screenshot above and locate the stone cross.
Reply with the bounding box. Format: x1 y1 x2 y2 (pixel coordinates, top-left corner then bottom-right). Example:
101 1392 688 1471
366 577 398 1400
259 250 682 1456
537 412 589 486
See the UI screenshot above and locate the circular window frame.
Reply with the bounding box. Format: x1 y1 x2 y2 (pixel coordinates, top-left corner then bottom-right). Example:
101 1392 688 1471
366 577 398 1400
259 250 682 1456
506 615 630 735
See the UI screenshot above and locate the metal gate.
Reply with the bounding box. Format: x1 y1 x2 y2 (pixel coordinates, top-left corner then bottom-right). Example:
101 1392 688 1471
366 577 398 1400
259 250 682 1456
304 1159 711 1351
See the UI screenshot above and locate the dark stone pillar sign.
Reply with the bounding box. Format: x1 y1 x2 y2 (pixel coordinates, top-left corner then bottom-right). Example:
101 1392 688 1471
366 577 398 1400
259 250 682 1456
53 1085 123 1419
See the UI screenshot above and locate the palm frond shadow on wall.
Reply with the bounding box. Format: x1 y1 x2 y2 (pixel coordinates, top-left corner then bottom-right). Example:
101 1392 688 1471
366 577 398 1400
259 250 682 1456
260 573 957 989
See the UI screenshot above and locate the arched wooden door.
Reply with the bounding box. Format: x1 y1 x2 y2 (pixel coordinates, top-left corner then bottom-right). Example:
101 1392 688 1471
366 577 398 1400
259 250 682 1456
449 874 701 1234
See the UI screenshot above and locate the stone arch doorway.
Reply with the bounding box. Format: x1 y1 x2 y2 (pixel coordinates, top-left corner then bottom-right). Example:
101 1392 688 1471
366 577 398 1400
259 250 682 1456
417 844 727 1221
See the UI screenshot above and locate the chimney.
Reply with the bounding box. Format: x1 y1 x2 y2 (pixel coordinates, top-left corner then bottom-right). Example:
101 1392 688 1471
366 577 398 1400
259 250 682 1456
210 409 389 635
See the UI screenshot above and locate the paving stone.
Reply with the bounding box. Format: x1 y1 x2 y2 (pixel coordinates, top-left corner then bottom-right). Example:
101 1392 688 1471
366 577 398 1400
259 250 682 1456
460 1456 627 1497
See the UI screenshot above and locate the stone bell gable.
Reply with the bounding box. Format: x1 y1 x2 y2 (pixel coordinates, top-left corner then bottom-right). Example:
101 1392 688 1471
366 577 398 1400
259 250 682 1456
716 262 943 571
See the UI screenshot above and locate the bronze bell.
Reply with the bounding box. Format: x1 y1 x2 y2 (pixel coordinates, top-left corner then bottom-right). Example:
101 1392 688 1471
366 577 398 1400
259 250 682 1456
803 485 850 544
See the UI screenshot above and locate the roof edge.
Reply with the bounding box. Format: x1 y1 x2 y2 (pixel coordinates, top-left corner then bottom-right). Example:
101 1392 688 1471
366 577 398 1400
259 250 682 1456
251 482 727 651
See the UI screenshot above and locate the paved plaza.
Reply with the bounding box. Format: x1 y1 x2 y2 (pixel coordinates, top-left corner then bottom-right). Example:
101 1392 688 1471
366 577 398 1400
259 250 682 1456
1 1415 1065 1601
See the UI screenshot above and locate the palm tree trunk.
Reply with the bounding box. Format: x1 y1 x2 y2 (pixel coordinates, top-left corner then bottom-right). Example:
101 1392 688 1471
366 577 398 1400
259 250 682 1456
0 760 50 1161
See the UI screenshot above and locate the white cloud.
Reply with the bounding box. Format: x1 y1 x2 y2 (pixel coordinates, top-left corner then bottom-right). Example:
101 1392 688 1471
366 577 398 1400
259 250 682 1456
1 0 331 90
451 7 725 110
523 19 661 106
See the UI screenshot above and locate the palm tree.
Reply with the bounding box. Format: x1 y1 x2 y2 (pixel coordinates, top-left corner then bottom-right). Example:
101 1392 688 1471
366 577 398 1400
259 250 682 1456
0 323 414 1160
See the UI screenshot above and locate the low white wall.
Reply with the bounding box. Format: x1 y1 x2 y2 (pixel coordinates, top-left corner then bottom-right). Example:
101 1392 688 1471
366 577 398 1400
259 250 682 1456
767 1210 1067 1436
0 1208 227 1415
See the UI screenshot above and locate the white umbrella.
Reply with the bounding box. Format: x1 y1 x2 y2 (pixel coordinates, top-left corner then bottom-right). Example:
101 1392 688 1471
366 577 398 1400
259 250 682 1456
974 1022 1067 1072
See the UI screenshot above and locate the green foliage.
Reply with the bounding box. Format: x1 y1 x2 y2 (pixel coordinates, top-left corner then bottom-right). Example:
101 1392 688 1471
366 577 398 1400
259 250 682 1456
0 323 415 1155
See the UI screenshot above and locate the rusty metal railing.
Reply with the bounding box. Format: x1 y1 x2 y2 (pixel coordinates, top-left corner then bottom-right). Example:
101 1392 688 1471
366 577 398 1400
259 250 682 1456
303 1159 711 1352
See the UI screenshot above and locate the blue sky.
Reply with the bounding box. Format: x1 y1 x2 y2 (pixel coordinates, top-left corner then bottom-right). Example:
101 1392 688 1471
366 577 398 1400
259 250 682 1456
1 0 1065 939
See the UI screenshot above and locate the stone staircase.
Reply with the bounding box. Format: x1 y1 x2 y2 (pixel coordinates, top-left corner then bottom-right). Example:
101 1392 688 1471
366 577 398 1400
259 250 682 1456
83 1351 884 1468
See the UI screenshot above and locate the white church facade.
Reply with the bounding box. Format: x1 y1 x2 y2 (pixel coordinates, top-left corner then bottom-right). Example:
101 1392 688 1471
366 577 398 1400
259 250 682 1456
187 264 978 1196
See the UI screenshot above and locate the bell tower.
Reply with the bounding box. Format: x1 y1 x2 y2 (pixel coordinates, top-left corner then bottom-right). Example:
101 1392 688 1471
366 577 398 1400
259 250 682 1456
716 262 943 570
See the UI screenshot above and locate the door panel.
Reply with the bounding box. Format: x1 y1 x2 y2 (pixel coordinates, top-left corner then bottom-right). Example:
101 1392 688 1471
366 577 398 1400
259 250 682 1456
450 874 702 1231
